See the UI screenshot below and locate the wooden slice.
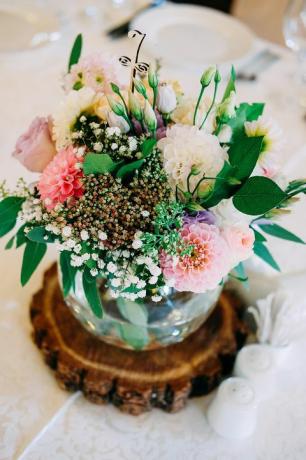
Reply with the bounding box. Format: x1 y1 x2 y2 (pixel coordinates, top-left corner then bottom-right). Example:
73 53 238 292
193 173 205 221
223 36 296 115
30 264 248 415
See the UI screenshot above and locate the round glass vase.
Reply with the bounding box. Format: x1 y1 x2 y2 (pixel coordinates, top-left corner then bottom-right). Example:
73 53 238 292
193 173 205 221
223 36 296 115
61 268 222 351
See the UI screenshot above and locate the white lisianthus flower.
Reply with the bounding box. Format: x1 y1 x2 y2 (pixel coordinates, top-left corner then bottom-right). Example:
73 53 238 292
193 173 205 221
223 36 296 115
158 124 228 195
171 96 215 132
218 125 232 143
244 115 284 179
107 111 130 133
156 84 177 113
212 198 253 228
53 87 100 149
216 90 236 119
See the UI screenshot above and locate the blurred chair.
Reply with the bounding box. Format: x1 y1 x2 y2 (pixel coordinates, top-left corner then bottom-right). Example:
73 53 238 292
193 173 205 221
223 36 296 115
232 0 288 44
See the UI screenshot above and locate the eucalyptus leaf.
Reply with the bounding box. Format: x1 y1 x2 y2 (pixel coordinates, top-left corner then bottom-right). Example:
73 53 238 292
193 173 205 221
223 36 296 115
259 222 305 244
117 297 148 326
27 226 56 244
229 136 264 181
68 33 83 72
60 251 78 297
83 153 121 175
82 269 103 318
0 196 25 238
233 177 287 215
21 241 47 286
117 323 149 350
5 235 15 250
254 241 280 272
16 224 28 248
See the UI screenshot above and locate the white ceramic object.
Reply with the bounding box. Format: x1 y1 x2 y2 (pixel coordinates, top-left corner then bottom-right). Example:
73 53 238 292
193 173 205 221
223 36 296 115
207 377 258 439
131 3 255 67
234 344 280 397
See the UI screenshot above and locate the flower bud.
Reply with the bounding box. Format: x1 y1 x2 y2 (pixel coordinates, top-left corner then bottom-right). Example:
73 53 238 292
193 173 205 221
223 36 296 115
107 95 126 117
107 111 130 133
214 69 221 83
148 66 158 89
128 92 142 121
217 90 236 119
133 78 147 99
190 165 201 175
156 84 177 113
200 66 216 87
143 100 157 131
110 82 120 95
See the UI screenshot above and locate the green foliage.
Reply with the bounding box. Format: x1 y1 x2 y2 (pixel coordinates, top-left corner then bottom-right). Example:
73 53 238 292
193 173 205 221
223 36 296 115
0 196 25 237
253 241 280 272
116 158 145 180
82 268 103 318
221 65 236 102
5 235 15 250
203 162 239 207
258 222 305 244
253 228 267 242
117 298 148 326
227 102 265 141
68 33 83 72
16 224 28 248
228 136 263 181
26 226 56 244
117 323 149 350
21 241 47 286
233 177 287 215
60 251 78 297
83 153 121 175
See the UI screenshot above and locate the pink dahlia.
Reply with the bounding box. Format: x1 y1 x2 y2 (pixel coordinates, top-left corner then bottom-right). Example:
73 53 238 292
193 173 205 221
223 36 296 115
38 146 84 210
160 223 230 293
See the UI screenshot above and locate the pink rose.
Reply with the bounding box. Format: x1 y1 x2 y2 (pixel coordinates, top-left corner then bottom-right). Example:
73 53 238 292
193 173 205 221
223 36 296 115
223 224 255 267
13 117 57 172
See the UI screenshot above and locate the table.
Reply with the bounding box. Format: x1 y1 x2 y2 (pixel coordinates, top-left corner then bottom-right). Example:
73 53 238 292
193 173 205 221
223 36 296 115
1 4 306 459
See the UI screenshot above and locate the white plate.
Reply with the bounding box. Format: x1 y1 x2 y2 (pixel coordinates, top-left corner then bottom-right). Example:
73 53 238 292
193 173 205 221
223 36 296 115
131 3 255 67
0 3 61 53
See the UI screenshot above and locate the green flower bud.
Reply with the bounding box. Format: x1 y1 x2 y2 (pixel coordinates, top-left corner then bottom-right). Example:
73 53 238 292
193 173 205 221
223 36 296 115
190 165 201 175
143 100 157 131
148 66 158 89
133 78 148 99
107 95 126 117
214 69 221 83
128 92 142 121
110 82 120 95
200 66 216 87
186 202 204 212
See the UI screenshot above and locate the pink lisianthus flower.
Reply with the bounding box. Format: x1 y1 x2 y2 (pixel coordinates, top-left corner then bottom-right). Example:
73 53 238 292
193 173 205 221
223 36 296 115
222 224 255 268
38 146 84 210
64 53 125 94
13 117 56 172
160 223 230 293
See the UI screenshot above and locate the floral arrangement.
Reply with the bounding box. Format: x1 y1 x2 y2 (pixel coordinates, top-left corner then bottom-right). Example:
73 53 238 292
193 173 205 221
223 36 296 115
2 31 306 322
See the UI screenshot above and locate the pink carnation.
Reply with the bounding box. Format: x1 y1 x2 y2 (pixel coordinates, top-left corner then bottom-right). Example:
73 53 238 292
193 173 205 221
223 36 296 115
65 53 125 94
222 224 255 267
38 146 84 210
160 223 230 293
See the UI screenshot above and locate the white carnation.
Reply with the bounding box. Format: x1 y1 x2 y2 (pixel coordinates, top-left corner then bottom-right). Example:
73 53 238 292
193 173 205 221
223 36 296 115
158 124 228 194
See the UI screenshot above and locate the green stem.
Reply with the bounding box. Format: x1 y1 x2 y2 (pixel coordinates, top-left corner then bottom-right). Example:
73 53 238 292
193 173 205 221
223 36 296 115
200 80 219 130
122 113 134 132
288 187 306 198
153 87 158 110
193 86 205 125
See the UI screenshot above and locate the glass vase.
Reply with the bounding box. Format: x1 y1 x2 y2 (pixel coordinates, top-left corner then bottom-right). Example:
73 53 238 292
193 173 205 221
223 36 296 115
60 268 222 350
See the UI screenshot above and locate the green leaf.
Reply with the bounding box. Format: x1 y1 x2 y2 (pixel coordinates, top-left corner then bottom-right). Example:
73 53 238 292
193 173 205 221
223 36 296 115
5 235 15 250
16 224 28 248
26 226 56 244
233 262 248 281
233 177 287 215
140 138 156 158
82 269 103 318
0 196 25 237
117 297 148 326
259 222 305 244
229 136 264 181
228 102 265 141
116 158 145 180
68 33 83 72
253 228 267 242
60 251 78 297
254 241 280 271
83 153 121 175
203 162 239 207
117 323 149 350
21 241 47 286
222 65 236 102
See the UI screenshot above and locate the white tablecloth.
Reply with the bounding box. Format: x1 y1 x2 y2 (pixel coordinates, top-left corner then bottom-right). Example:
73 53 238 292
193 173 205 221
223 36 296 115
1 4 306 459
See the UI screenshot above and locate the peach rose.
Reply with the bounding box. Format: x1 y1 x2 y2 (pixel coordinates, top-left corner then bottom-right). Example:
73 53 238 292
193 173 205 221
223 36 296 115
13 117 56 172
222 224 255 267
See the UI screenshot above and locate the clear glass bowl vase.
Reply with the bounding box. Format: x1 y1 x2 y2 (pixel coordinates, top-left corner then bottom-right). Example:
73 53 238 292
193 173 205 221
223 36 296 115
61 268 222 351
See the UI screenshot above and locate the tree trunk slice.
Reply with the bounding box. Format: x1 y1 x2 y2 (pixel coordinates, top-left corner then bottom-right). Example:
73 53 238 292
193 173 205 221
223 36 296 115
30 264 248 415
